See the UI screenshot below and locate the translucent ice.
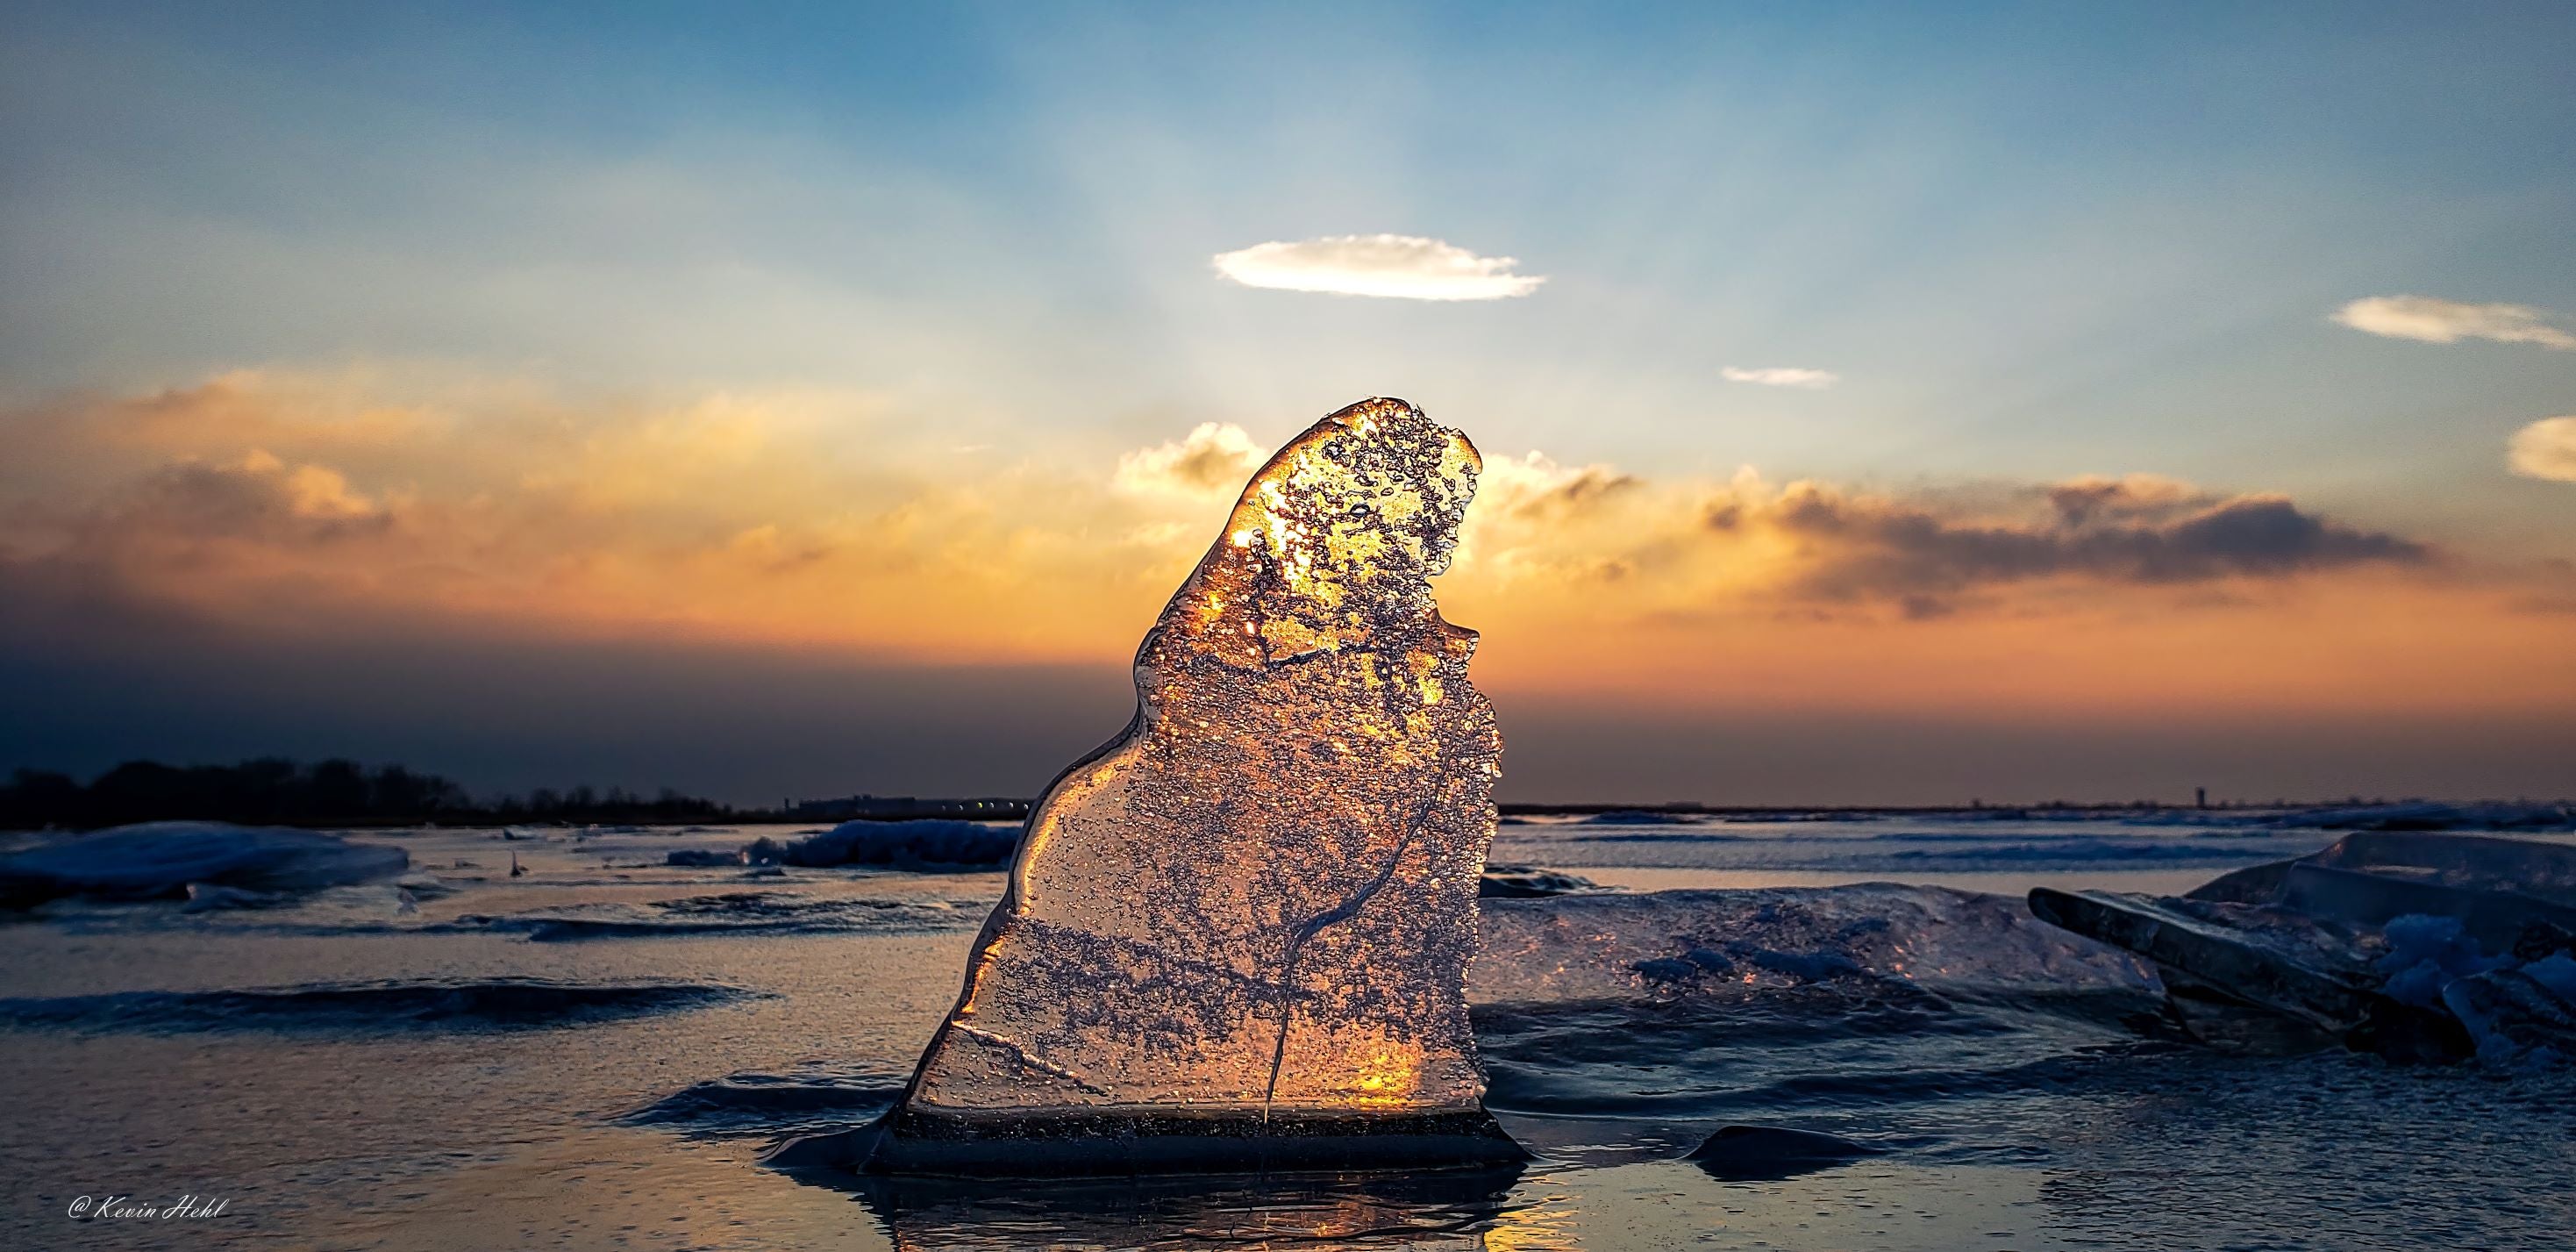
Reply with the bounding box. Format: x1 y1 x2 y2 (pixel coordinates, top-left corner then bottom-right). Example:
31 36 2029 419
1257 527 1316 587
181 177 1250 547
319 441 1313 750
2031 832 2576 1062
825 398 1515 1173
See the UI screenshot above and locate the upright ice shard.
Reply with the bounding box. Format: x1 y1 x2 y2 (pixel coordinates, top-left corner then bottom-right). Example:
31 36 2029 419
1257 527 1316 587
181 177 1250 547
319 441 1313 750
779 397 1518 1175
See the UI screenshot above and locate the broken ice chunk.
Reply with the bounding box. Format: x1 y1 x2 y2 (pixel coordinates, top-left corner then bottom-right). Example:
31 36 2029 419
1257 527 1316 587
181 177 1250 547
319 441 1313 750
2374 914 2510 1007
741 819 1016 870
1476 863 1602 898
2193 831 2576 921
1687 1125 1886 1181
2026 887 2465 1057
787 398 1517 1175
2030 832 2576 1063
0 821 409 907
2442 956 2576 1068
1474 884 2155 1005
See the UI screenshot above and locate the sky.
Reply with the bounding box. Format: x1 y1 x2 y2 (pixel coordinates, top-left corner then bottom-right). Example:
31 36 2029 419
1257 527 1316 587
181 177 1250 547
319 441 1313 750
3 2 2572 805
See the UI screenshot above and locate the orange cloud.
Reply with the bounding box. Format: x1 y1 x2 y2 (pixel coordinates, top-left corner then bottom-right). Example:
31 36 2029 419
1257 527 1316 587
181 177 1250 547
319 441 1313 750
1112 422 1267 497
3 372 2568 726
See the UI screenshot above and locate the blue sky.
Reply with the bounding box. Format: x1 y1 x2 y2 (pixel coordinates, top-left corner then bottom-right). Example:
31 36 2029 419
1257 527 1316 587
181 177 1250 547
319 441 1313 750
3 2 2571 800
11 4 2572 497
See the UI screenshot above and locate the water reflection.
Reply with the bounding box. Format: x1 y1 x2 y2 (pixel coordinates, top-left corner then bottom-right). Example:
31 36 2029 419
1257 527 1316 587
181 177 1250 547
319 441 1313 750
792 1155 2062 1252
806 1164 1525 1251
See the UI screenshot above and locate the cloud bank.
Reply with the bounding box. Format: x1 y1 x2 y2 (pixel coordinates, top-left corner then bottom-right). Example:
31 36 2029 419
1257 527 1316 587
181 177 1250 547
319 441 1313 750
1452 461 2433 623
1722 367 1839 389
2331 296 2576 349
1753 476 2428 612
2508 416 2576 483
0 374 2479 641
1210 235 1545 301
7 371 2572 747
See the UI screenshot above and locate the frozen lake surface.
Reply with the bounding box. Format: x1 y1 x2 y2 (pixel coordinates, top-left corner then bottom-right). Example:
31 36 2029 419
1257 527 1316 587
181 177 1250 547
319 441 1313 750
3 814 2572 1250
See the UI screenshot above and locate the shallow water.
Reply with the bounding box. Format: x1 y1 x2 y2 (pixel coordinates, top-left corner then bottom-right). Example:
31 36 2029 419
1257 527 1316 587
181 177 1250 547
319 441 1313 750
3 818 2571 1250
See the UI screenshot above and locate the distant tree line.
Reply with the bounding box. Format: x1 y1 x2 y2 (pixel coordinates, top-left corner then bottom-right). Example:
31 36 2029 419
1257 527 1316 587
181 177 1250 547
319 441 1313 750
0 758 739 830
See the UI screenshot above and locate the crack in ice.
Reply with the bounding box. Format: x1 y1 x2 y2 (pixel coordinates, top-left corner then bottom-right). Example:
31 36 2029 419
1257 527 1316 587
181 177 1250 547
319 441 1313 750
1259 798 1435 1120
950 1023 1117 1098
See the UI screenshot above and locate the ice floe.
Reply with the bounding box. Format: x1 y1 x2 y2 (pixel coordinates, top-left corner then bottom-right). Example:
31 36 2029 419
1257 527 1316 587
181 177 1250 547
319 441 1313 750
1474 884 2156 1005
1686 1124 1887 1180
1476 863 1603 898
2030 831 2576 1065
741 819 1018 870
0 820 408 906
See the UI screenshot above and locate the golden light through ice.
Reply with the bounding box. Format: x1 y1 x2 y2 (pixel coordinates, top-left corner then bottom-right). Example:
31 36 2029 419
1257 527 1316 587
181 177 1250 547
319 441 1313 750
860 397 1516 1171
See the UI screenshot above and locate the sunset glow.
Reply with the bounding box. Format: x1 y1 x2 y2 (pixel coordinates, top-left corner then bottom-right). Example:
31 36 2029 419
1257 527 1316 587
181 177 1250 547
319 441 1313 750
3 4 2570 803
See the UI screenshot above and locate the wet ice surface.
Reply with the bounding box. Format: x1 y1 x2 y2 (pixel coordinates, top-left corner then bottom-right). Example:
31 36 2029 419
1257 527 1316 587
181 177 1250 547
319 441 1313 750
2 819 2572 1250
1495 812 2348 896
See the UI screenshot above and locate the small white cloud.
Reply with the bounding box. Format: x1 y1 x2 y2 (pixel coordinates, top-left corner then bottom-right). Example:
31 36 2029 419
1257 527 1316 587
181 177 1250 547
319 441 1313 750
2508 416 2576 483
2331 296 2576 349
1211 234 1545 301
1722 366 1839 390
1114 422 1268 496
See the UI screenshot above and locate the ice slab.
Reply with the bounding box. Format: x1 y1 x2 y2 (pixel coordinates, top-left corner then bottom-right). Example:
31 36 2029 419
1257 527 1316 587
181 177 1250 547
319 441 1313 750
1474 884 2157 1005
2027 888 2465 1059
0 820 408 906
2444 955 2576 1067
815 398 1516 1175
742 819 1017 870
2194 830 2576 918
1475 863 1602 898
2031 832 2576 1062
2186 832 2576 971
1687 1125 1886 1181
